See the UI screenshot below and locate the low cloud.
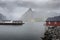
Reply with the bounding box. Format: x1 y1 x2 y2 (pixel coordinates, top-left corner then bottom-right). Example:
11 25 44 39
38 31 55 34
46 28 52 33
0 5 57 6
0 0 60 20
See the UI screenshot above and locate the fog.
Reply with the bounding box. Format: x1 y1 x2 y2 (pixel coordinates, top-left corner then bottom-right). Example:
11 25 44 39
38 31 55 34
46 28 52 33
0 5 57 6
0 0 60 20
0 0 60 40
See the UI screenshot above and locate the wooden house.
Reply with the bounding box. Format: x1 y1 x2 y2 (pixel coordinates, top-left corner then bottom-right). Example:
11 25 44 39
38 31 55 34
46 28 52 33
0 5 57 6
46 16 60 26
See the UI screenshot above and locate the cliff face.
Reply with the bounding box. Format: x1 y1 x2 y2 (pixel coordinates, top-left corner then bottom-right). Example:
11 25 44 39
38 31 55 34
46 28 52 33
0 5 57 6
21 8 44 22
0 13 6 20
21 8 33 22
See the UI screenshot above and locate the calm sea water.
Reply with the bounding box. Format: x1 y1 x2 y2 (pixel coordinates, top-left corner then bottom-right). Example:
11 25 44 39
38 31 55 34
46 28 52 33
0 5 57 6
0 22 46 40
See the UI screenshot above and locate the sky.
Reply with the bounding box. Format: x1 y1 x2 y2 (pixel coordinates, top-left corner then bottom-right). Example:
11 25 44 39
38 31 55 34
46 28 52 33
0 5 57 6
0 0 60 20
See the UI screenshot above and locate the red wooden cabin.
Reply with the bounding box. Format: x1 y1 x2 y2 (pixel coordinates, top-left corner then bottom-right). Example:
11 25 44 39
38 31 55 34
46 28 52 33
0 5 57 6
46 16 60 26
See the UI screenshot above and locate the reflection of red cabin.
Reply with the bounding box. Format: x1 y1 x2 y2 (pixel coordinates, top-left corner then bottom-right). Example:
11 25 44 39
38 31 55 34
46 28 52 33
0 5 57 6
46 16 60 26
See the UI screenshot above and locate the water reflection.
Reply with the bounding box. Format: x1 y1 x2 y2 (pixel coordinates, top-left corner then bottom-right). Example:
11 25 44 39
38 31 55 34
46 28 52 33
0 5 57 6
0 22 45 40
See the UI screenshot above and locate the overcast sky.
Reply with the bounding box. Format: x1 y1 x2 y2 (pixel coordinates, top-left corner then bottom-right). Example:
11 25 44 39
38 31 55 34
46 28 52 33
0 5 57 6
0 0 60 20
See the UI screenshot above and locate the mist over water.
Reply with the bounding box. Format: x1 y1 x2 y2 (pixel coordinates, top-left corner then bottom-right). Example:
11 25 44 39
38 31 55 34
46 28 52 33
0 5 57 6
0 22 45 40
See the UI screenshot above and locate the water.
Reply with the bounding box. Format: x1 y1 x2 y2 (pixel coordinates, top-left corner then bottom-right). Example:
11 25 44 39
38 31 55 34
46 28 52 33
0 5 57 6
0 22 46 40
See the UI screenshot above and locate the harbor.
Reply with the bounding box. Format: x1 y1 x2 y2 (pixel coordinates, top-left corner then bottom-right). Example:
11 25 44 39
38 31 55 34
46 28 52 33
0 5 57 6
0 0 60 40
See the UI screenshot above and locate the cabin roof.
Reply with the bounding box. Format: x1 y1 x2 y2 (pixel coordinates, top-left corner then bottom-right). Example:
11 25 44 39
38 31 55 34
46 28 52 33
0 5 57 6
46 16 60 21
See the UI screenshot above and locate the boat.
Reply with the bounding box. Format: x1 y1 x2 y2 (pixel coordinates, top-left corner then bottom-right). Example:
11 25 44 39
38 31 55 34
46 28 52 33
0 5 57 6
0 20 24 25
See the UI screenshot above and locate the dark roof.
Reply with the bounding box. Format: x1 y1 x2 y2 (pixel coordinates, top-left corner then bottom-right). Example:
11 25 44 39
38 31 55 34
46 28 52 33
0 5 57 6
46 16 60 21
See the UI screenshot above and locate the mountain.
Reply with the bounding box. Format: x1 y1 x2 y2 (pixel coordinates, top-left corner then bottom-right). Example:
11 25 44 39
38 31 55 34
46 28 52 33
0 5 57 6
0 13 6 20
21 8 44 22
21 8 33 22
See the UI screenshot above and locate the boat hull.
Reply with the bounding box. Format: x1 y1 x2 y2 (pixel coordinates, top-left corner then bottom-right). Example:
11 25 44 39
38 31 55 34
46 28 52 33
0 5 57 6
0 23 24 25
